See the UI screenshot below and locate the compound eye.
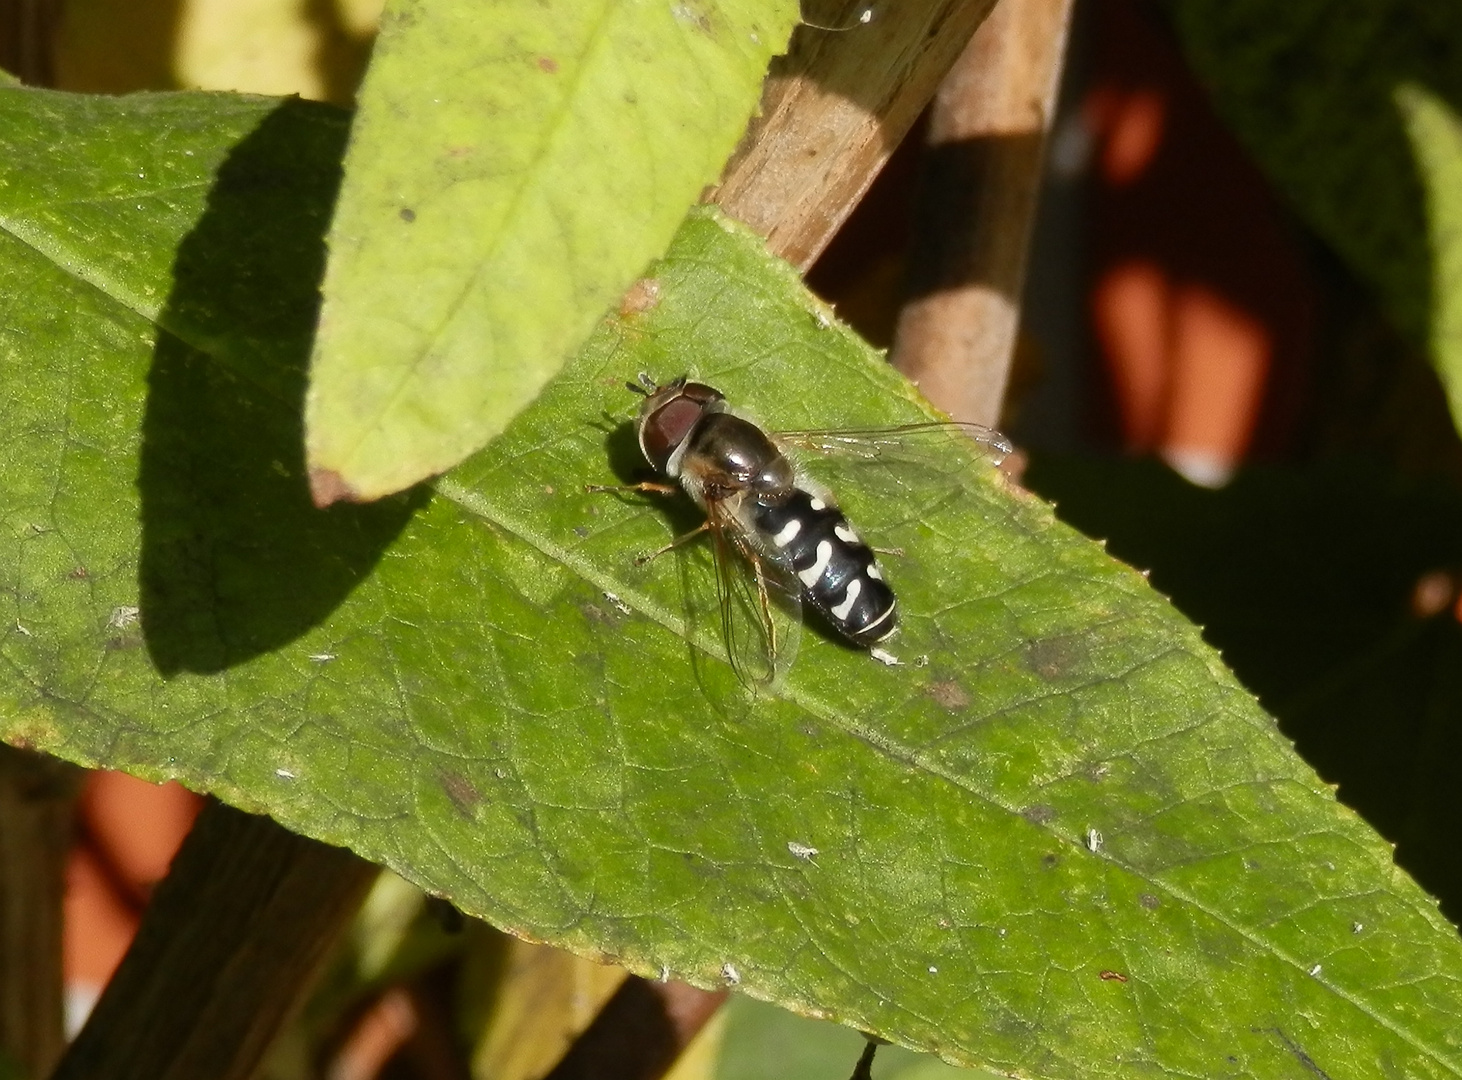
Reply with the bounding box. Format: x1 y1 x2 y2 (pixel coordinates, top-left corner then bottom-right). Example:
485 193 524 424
679 382 724 406
640 396 704 473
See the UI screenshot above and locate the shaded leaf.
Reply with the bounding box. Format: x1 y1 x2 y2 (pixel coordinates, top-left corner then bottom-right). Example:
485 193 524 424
717 996 1001 1080
1167 1 1462 351
303 0 799 501
464 936 626 1080
4 87 1462 1080
1396 83 1462 440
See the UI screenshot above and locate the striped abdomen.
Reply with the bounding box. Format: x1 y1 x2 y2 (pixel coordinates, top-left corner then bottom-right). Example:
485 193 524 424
753 489 897 646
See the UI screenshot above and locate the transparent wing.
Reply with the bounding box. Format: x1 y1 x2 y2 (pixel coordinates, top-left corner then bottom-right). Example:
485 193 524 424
706 496 801 692
772 421 1014 466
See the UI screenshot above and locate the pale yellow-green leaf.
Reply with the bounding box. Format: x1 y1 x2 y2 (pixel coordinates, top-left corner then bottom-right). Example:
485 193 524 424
304 0 797 501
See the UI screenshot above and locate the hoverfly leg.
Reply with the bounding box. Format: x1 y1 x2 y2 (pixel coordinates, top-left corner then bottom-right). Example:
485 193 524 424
633 521 712 566
871 545 905 558
584 481 680 496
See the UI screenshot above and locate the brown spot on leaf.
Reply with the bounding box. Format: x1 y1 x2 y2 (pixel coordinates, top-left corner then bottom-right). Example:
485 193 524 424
308 467 358 508
619 277 662 316
926 679 969 711
537 55 559 73
1139 893 1160 910
67 566 89 580
399 207 416 223
1023 636 1085 680
440 770 482 817
1041 853 1059 869
1022 804 1055 825
580 601 617 626
1099 970 1128 982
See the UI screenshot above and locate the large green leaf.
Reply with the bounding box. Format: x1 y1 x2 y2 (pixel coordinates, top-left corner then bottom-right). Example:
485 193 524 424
1167 1 1462 389
5 87 1462 1079
303 0 798 502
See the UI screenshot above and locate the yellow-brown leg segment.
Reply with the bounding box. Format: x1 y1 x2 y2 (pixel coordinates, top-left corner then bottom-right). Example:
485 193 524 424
633 521 711 566
583 481 679 496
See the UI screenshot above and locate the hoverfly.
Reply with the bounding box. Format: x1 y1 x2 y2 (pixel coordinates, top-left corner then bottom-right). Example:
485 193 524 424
589 374 1011 687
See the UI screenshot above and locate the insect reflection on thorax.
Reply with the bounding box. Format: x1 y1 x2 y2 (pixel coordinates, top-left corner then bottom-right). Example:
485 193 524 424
586 374 1012 689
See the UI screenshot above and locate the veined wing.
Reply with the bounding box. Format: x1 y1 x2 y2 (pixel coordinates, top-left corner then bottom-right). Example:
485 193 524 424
705 495 801 692
772 421 1014 466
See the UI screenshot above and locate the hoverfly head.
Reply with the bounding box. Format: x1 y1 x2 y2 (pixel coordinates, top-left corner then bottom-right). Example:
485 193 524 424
635 376 724 477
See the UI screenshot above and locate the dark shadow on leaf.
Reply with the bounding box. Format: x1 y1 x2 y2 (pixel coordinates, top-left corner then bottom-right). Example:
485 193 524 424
138 98 426 676
599 417 650 487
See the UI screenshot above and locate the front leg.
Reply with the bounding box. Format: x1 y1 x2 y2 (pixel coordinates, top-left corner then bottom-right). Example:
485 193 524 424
633 521 712 566
586 480 707 565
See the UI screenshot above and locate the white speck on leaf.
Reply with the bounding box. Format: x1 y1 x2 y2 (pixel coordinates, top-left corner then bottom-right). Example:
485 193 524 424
788 841 819 861
721 962 740 985
308 652 336 663
15 622 31 637
1310 964 1322 977
869 647 901 667
276 768 296 780
107 606 140 630
603 591 632 616
1086 828 1102 853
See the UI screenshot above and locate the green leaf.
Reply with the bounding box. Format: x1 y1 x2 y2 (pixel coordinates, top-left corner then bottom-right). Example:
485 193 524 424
303 0 799 502
1167 1 1462 350
1397 83 1462 438
6 86 1462 1079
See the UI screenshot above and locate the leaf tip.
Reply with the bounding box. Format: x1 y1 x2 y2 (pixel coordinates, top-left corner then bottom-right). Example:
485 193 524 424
308 467 362 508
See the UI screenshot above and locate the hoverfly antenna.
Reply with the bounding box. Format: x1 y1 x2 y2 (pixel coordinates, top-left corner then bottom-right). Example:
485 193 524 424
627 373 657 396
801 4 874 31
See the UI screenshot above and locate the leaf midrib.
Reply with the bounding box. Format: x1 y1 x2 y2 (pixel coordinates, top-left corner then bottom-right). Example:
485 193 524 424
0 213 179 331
